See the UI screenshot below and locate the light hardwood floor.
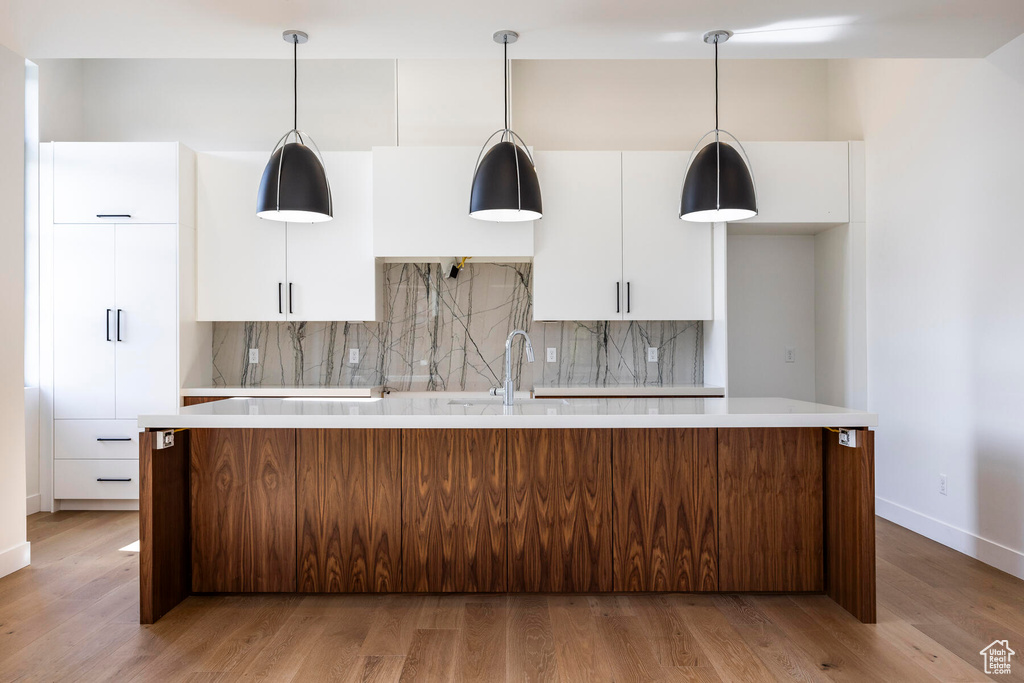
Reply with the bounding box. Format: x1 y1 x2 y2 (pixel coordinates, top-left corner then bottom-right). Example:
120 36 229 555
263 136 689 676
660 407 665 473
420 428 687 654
1 511 1022 681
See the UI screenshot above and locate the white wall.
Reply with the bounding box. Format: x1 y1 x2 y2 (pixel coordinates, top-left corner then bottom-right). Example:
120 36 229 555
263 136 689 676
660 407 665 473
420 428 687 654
38 59 396 151
829 51 1024 577
35 58 832 151
0 43 28 578
514 59 830 150
727 234 816 401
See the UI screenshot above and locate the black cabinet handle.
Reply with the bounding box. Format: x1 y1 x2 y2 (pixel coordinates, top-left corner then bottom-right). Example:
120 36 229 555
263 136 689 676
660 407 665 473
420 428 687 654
106 308 112 342
96 214 131 219
278 283 283 315
97 437 132 442
616 282 621 313
627 282 631 314
97 478 132 482
116 309 123 341
288 283 294 315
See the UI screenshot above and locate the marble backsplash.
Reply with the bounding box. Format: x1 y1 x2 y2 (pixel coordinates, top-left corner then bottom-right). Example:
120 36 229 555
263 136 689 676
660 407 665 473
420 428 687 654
212 263 703 391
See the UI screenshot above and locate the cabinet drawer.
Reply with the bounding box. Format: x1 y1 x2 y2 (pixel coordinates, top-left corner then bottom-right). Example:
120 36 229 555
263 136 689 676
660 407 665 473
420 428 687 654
55 420 139 460
55 459 139 500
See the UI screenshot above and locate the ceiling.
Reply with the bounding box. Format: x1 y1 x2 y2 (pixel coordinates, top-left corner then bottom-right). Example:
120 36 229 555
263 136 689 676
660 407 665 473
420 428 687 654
2 0 1022 60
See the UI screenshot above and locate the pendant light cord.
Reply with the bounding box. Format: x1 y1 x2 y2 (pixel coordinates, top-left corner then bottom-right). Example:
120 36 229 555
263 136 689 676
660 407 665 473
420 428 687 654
714 36 719 132
293 35 298 131
504 36 510 134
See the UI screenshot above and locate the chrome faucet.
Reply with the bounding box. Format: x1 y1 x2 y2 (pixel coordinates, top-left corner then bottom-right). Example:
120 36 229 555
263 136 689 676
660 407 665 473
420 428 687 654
501 330 534 407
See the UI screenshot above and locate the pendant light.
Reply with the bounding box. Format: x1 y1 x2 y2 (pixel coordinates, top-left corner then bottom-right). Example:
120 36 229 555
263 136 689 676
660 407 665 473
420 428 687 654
257 30 332 223
469 30 543 222
679 30 757 223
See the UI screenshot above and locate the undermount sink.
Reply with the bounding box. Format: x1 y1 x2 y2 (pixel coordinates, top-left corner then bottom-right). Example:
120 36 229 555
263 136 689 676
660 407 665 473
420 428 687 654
446 398 570 407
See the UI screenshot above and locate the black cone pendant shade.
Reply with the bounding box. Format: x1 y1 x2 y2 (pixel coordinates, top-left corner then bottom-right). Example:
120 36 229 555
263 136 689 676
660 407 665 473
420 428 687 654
469 30 542 222
679 141 756 222
470 141 542 221
257 30 332 224
680 30 757 223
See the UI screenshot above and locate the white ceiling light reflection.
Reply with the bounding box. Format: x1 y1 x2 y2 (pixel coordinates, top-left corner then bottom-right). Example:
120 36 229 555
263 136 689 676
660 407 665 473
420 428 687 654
733 16 856 43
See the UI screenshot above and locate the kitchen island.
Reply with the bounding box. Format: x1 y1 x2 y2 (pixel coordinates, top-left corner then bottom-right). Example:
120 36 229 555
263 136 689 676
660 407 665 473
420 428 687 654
138 397 878 625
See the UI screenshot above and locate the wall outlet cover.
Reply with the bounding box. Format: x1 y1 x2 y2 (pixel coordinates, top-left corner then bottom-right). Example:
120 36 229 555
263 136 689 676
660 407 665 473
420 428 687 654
647 347 658 363
785 347 796 363
546 348 557 363
349 348 360 364
939 473 948 496
248 348 259 364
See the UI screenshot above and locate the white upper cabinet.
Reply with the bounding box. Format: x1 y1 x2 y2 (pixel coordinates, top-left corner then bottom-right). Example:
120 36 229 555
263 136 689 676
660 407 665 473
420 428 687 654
53 142 179 224
197 151 381 322
621 152 713 321
532 152 623 321
286 152 382 322
372 146 534 260
197 152 288 321
742 142 850 224
533 151 714 322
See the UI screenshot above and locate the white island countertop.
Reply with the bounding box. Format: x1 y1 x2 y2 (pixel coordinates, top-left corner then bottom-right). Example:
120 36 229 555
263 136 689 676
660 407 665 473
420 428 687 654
139 396 877 430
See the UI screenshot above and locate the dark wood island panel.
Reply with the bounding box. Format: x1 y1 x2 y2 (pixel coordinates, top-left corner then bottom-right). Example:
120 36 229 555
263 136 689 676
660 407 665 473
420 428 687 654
508 429 613 592
824 428 877 623
612 428 718 592
190 428 297 592
718 427 824 592
296 429 401 592
402 429 507 592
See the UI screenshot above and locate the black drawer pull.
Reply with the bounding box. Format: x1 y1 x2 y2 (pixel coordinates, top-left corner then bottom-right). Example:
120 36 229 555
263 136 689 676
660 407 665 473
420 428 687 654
96 214 131 218
97 478 132 482
96 437 132 442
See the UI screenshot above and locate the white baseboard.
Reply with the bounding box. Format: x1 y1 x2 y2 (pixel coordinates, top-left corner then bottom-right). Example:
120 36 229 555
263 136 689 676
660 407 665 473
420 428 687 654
0 541 31 579
26 493 41 515
57 499 139 511
876 496 1024 580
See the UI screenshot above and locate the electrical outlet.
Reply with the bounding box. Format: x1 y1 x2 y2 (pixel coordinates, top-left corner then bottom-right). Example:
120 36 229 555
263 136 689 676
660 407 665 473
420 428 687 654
546 348 557 363
939 474 948 496
154 430 174 450
349 348 360 364
785 347 796 363
647 347 658 363
838 429 857 448
248 348 259 364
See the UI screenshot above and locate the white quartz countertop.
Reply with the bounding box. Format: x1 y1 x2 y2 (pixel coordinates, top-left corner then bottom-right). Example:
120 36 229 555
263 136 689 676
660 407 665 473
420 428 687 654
533 385 725 397
140 396 877 430
181 386 382 398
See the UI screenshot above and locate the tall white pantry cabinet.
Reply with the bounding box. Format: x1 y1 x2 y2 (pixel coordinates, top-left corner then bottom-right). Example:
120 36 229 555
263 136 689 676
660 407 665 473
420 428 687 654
40 142 211 510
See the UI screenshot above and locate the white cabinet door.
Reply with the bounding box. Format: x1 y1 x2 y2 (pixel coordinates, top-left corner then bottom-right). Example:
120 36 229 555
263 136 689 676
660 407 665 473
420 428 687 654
372 146 534 260
53 226 117 419
532 152 624 321
622 152 713 321
286 152 381 321
743 142 850 224
197 152 287 321
114 224 179 419
53 142 179 224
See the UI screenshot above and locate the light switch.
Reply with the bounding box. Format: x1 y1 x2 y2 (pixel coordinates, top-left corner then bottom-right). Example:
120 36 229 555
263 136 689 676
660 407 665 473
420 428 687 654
248 348 259 364
546 348 557 363
349 348 360 364
647 347 658 363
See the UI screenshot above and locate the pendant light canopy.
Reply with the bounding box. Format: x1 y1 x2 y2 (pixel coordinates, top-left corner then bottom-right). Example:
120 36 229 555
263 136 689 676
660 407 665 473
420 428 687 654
257 30 333 223
680 30 757 223
469 30 542 222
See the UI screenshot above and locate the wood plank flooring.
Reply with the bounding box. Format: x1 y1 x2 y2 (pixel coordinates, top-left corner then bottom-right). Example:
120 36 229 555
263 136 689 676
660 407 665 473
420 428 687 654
2 511 1023 681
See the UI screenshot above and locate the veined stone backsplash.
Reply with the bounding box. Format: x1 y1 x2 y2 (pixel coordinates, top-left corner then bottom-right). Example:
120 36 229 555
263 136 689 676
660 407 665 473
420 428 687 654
212 263 703 391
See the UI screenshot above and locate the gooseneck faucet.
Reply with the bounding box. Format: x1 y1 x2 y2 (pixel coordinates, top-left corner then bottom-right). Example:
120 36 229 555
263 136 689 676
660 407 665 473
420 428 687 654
502 330 534 406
